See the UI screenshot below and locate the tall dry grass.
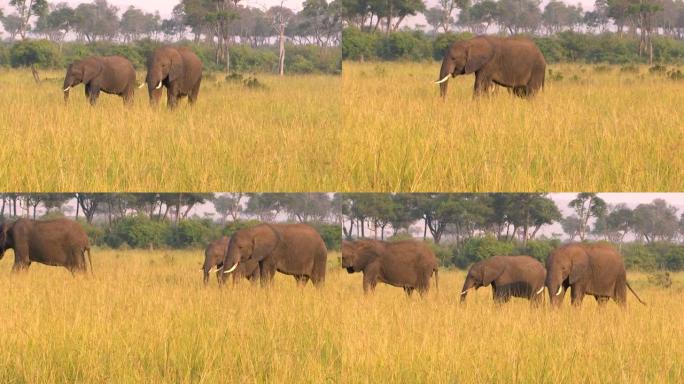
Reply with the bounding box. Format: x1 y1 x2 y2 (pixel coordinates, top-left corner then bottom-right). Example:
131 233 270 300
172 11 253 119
0 249 681 383
340 62 684 191
0 70 339 191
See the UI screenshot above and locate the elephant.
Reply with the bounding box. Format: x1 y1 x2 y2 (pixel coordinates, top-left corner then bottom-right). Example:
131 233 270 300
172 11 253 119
341 239 439 296
221 223 327 287
202 236 260 285
63 56 136 106
545 243 646 307
460 255 546 305
0 218 92 275
435 36 546 98
143 46 202 109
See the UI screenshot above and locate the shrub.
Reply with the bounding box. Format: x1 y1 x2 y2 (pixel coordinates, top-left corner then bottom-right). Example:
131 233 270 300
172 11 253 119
314 223 341 251
166 218 219 248
103 216 170 249
454 236 516 269
10 40 62 68
342 27 378 61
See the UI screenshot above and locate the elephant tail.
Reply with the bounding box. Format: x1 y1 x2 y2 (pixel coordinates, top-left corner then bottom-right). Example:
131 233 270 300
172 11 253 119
626 281 646 306
86 247 94 275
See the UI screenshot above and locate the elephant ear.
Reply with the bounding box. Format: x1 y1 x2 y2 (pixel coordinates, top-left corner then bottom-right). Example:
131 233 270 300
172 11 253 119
169 51 185 82
251 225 280 262
464 39 494 74
82 59 103 83
352 242 377 271
569 261 588 285
482 262 505 286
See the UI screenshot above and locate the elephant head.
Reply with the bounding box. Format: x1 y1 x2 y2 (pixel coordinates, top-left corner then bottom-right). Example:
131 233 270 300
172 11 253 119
202 254 223 285
460 259 505 302
340 240 378 274
63 57 103 102
545 248 586 306
0 222 13 259
222 225 280 277
435 37 494 98
145 47 184 106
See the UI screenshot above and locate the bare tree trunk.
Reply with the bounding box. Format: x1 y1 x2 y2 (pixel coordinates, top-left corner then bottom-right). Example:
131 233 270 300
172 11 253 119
278 27 285 76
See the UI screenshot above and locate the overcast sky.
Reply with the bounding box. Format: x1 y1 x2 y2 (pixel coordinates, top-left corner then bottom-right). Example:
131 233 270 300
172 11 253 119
0 0 306 19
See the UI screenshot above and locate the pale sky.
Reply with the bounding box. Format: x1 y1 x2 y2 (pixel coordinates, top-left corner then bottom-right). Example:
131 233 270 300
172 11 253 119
0 0 306 19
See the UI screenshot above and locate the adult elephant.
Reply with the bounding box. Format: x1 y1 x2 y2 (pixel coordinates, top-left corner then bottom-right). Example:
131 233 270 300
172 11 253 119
546 243 646 307
0 218 92 274
460 255 546 305
221 223 327 287
435 36 546 98
341 239 439 296
63 56 136 106
202 236 259 285
143 46 202 109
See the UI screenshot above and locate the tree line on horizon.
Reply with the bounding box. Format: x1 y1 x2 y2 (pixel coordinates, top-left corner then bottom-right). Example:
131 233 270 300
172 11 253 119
0 193 341 250
340 0 684 64
0 0 342 74
341 193 684 271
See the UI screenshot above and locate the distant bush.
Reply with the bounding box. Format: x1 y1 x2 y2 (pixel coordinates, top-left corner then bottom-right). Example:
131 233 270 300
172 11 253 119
1 39 340 74
342 28 684 64
10 39 62 68
314 223 341 251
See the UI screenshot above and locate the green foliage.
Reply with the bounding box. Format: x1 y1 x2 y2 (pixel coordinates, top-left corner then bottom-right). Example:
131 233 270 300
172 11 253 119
166 219 220 248
342 28 684 64
103 216 170 249
516 239 561 263
221 220 262 237
9 39 62 68
622 242 684 271
454 236 517 268
313 223 341 251
1 39 339 74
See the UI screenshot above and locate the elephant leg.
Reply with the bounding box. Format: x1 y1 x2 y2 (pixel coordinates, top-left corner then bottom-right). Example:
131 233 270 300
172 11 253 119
570 286 585 306
362 272 377 294
88 86 100 106
596 296 610 306
259 260 276 287
122 88 134 107
404 287 414 297
166 87 178 109
189 80 201 105
473 73 491 97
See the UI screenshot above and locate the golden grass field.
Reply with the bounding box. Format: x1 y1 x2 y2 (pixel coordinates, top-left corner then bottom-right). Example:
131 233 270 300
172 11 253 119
0 249 682 383
0 70 339 191
340 62 684 191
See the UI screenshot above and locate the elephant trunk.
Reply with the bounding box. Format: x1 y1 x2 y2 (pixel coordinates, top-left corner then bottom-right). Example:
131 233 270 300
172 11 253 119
459 278 476 303
437 58 453 98
62 77 73 103
146 68 164 106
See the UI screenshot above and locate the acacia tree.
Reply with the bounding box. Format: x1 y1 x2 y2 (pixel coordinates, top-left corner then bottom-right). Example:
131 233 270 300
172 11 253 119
568 193 607 241
8 0 48 40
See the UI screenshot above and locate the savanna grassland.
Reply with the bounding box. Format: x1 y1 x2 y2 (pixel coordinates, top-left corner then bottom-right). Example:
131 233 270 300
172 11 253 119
0 249 682 383
340 62 684 191
0 70 339 191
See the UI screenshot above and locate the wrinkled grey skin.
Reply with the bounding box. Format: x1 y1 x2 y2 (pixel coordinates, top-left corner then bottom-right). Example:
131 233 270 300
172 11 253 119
63 56 136 106
460 255 546 305
545 243 646 307
0 218 92 275
222 223 327 287
437 36 546 98
144 46 202 109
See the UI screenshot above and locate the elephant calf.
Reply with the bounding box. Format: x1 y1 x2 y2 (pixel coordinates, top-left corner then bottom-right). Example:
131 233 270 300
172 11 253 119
63 55 136 106
0 218 92 274
341 239 439 296
460 255 546 305
546 243 646 307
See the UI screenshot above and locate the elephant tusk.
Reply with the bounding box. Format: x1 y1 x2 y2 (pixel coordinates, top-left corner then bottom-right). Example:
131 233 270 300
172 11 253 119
138 82 146 89
63 86 71 92
536 287 545 295
460 288 471 295
434 75 450 84
555 286 563 296
155 81 163 90
223 262 238 274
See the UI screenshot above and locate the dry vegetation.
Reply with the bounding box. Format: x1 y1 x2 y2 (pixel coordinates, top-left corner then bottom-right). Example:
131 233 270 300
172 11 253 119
0 70 339 191
340 62 684 191
0 249 681 383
